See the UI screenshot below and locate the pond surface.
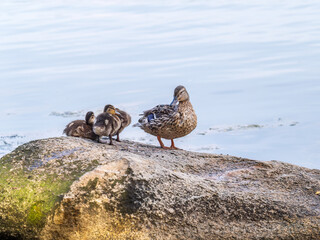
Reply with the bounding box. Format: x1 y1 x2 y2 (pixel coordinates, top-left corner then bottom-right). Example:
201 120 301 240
0 0 319 169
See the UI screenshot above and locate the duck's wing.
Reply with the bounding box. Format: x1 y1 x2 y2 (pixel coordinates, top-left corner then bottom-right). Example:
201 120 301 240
139 104 179 124
111 115 122 133
63 120 86 136
116 108 132 127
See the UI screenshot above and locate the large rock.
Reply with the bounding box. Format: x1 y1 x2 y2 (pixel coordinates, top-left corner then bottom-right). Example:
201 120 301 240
0 137 319 240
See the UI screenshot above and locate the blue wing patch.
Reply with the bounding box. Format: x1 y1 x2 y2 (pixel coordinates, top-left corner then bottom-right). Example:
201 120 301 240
147 114 155 122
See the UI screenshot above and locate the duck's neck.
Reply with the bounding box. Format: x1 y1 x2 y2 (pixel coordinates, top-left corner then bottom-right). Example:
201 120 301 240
86 121 93 126
178 100 193 111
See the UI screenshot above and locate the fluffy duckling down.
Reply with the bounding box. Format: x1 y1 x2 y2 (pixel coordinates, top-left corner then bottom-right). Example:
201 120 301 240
114 107 131 141
93 105 121 145
63 111 98 140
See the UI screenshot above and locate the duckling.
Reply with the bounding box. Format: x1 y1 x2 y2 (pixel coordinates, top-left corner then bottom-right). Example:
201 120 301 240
93 105 121 145
63 111 97 140
102 105 131 142
115 107 131 141
135 85 197 149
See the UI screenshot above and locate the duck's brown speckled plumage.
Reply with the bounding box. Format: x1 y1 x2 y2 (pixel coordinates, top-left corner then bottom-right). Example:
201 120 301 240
63 111 97 140
136 86 197 149
139 101 196 139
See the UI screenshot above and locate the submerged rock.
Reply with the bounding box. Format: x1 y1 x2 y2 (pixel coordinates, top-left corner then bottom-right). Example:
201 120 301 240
0 137 319 240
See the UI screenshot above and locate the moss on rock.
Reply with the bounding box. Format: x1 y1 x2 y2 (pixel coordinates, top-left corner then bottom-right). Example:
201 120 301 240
0 161 72 238
0 138 101 239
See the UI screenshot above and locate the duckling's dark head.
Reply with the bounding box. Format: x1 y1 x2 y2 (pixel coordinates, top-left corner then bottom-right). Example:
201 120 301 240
103 104 116 115
171 85 189 106
85 111 95 125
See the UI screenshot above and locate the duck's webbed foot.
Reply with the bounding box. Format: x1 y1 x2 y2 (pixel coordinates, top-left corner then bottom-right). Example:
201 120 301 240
170 139 180 150
157 136 170 150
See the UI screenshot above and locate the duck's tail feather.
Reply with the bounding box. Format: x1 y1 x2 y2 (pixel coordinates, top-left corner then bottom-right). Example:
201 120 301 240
133 122 141 127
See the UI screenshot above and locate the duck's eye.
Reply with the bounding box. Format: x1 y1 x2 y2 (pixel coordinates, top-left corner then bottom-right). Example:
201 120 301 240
179 89 185 95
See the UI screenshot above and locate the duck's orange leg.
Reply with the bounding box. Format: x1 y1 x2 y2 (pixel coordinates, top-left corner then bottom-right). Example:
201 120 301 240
157 136 170 149
170 139 180 150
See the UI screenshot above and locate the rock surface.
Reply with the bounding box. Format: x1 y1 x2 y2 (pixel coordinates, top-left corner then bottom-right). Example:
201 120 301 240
0 137 319 240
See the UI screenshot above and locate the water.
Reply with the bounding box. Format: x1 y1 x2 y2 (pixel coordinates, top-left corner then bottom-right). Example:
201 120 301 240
0 0 319 169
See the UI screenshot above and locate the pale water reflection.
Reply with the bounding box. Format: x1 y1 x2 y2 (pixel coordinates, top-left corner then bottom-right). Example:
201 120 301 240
0 0 319 169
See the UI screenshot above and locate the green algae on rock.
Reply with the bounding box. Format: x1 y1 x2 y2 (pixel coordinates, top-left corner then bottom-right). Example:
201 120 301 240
0 137 320 240
0 138 100 239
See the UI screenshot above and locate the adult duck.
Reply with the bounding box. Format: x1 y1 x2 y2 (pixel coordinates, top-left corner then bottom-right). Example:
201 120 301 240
135 85 197 149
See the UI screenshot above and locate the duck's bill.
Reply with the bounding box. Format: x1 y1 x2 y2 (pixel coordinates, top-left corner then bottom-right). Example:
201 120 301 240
108 109 116 115
170 97 178 106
